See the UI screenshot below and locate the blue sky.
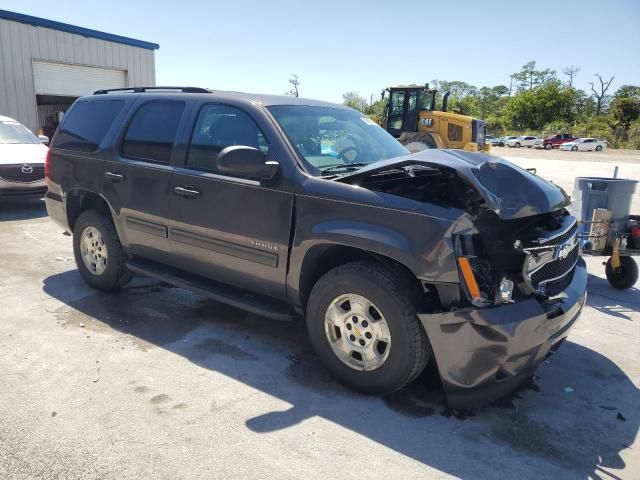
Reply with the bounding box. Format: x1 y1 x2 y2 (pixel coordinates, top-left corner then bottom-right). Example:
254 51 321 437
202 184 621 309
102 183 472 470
3 0 639 103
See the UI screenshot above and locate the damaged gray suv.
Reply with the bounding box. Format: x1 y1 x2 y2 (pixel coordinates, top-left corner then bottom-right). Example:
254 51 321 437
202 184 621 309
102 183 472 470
45 87 587 407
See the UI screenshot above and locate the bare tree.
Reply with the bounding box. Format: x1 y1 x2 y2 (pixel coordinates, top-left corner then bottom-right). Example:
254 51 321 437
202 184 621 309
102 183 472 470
285 74 300 97
562 65 580 87
589 74 615 115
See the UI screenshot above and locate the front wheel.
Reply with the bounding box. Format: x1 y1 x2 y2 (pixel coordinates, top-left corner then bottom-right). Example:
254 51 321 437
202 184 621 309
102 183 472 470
306 262 430 394
606 256 638 290
73 210 131 291
571 146 578 151
544 143 552 150
515 142 521 148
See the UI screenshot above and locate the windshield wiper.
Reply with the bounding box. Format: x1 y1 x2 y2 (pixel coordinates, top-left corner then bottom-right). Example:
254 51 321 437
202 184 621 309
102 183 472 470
320 162 369 176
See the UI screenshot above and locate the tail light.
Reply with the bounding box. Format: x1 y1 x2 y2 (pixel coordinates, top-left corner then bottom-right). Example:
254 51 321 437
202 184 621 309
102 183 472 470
45 148 52 189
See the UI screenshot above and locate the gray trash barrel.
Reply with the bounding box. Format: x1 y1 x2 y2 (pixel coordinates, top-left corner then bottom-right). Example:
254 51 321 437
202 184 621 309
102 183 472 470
571 177 638 232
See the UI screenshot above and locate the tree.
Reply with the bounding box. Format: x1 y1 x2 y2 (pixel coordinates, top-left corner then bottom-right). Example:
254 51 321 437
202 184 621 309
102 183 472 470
562 65 580 87
285 74 301 97
589 74 615 115
503 80 579 130
342 91 368 112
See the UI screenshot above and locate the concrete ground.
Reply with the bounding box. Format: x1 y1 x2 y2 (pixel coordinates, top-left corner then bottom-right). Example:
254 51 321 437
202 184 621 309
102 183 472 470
1 152 639 480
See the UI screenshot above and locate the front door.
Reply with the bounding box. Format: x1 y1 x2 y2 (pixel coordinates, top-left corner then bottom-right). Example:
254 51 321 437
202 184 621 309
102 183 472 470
101 100 185 262
167 103 293 299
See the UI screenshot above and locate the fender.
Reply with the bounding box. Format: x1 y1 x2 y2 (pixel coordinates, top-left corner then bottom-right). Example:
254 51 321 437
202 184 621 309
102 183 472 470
286 192 466 306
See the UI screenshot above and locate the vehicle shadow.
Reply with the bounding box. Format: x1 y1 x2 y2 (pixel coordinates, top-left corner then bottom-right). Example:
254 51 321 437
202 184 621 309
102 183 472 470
0 199 47 221
43 270 638 480
587 273 640 320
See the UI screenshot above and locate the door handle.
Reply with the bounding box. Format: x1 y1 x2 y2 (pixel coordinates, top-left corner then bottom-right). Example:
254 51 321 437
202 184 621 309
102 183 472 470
173 185 201 198
104 171 125 181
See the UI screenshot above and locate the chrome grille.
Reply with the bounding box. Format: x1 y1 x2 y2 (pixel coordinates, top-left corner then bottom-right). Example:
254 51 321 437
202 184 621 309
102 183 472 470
0 164 45 183
531 243 579 285
522 216 580 295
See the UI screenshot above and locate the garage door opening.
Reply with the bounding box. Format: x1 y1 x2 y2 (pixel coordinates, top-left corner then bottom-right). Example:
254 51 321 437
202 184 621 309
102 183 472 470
32 60 126 137
36 94 77 138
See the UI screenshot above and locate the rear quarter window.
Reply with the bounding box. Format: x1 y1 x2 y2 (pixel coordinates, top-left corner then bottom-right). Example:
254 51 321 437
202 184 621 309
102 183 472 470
53 100 125 152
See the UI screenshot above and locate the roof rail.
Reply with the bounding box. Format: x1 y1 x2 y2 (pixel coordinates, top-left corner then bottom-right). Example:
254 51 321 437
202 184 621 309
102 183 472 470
93 86 210 95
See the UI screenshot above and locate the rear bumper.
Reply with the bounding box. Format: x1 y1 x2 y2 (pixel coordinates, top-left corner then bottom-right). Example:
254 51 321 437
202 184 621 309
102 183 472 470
44 190 70 231
0 178 47 199
418 258 587 408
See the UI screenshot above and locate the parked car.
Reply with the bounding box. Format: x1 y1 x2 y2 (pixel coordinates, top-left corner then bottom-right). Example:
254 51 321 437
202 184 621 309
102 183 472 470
45 87 587 408
559 138 606 151
506 136 539 148
496 135 518 147
542 133 576 150
0 115 49 200
486 135 502 146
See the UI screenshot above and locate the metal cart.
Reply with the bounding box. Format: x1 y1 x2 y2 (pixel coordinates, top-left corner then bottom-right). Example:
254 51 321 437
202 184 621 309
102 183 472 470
571 176 639 290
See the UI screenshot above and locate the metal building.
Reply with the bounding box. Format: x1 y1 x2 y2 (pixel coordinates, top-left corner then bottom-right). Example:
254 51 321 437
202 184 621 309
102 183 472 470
0 9 158 136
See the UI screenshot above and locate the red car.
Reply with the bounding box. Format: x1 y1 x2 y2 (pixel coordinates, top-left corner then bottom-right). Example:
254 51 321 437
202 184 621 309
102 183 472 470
542 133 576 150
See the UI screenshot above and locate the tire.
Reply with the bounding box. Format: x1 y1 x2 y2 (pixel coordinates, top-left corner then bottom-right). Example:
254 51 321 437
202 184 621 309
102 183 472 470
596 145 603 151
605 256 639 290
306 262 430 395
544 143 552 150
515 142 521 148
73 209 131 291
571 146 578 151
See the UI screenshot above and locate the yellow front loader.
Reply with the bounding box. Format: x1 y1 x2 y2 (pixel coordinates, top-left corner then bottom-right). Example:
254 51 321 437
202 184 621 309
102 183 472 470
383 84 491 153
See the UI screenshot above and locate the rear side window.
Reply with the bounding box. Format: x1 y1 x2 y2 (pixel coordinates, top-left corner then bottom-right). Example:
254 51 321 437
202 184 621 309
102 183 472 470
53 100 124 152
122 101 185 163
447 123 463 141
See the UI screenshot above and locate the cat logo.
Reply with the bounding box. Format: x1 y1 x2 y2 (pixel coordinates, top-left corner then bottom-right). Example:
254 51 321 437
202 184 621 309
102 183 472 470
420 118 433 127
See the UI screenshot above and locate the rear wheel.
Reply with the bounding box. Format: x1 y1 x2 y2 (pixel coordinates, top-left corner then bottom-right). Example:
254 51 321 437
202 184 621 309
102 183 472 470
306 262 430 394
515 142 521 148
544 143 552 150
605 256 638 290
596 145 603 151
571 146 578 151
73 210 131 291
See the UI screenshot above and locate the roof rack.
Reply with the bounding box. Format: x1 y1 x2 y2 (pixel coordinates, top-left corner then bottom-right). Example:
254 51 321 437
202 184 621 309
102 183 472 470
93 86 210 95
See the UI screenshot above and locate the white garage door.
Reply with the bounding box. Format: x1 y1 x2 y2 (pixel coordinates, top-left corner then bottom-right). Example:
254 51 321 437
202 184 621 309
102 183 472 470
33 61 126 96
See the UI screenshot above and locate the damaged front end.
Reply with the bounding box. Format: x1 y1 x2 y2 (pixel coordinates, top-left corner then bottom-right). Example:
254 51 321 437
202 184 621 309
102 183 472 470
337 149 587 407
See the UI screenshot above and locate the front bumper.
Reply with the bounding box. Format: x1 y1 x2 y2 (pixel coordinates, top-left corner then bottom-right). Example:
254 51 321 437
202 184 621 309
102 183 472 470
419 258 587 408
0 178 47 199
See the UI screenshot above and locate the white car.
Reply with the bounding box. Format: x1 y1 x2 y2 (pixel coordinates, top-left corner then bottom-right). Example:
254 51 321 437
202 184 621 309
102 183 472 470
559 137 606 152
0 115 49 200
505 135 539 148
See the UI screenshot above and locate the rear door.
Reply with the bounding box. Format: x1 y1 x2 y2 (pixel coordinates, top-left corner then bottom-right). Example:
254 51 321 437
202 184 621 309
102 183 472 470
167 103 293 299
101 99 186 262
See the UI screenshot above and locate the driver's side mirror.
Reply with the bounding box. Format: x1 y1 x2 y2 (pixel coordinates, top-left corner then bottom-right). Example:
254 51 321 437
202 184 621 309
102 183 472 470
38 135 49 145
217 145 280 184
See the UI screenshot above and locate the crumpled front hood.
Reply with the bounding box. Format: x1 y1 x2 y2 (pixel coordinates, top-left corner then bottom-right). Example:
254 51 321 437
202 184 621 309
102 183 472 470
337 149 570 220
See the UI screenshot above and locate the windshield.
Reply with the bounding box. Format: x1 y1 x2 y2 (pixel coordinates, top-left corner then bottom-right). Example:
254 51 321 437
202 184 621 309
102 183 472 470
268 105 408 176
0 121 40 145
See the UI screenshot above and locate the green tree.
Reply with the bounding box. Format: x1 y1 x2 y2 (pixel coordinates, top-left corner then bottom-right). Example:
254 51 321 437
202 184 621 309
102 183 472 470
611 85 640 130
503 81 579 130
342 91 368 112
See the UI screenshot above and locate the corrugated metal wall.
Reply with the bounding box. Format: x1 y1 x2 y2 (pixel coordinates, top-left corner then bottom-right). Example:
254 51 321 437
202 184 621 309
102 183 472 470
0 18 156 133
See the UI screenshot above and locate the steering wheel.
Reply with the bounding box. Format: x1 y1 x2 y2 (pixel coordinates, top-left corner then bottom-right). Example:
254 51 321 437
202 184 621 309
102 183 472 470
337 146 360 162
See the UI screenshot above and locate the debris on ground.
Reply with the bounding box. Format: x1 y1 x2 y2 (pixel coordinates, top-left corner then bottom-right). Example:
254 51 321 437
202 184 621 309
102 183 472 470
617 412 626 422
563 387 574 393
287 353 300 364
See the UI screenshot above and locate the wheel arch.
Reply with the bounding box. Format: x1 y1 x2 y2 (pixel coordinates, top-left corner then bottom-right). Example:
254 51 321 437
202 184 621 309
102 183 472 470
296 243 426 314
66 189 114 231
